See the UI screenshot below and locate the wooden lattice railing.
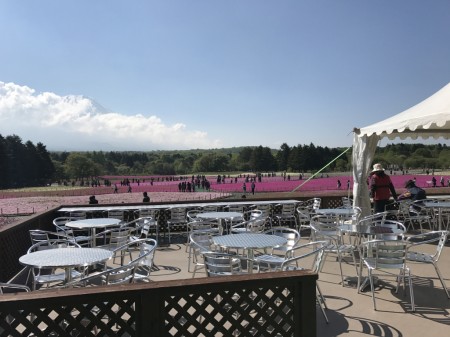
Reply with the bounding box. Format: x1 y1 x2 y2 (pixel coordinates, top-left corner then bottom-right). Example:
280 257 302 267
0 270 317 337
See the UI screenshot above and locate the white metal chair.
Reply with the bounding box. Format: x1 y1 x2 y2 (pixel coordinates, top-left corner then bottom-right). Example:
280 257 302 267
188 232 215 277
225 205 245 225
135 209 159 238
203 252 250 277
73 264 136 287
130 238 158 282
29 229 67 246
27 239 84 290
253 204 273 229
296 207 312 233
185 209 204 243
371 219 406 241
358 239 415 312
397 200 432 233
341 197 353 208
201 205 219 212
310 215 358 286
53 217 92 247
0 282 30 294
261 227 301 257
406 230 449 298
230 218 266 234
95 227 132 265
256 239 325 272
280 241 329 323
107 209 125 222
68 211 86 220
274 203 298 228
166 207 188 243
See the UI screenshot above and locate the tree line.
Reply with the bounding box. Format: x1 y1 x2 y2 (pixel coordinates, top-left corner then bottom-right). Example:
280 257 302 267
0 133 448 189
49 143 352 182
0 135 55 189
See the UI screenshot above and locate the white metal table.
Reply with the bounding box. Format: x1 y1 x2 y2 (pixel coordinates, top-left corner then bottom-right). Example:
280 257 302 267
197 212 244 234
19 248 113 285
212 233 287 273
423 201 450 231
316 208 358 223
65 218 121 246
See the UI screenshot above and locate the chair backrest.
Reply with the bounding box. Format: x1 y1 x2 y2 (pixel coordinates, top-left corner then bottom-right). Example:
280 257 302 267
310 215 341 243
108 209 125 221
358 212 388 228
255 204 271 216
68 211 86 220
201 205 218 212
126 239 158 281
107 227 131 249
434 230 449 261
363 240 408 269
409 230 449 262
187 209 203 222
53 217 75 235
53 217 73 227
137 208 158 219
280 203 296 215
296 207 311 222
342 197 353 208
227 205 244 213
246 218 266 233
203 252 242 277
29 230 51 245
0 282 30 294
138 217 157 238
372 219 406 240
104 265 136 285
304 198 321 210
138 239 157 262
242 209 263 221
27 239 81 253
281 241 327 272
77 264 136 286
169 207 187 221
190 232 213 250
265 227 300 251
189 220 221 235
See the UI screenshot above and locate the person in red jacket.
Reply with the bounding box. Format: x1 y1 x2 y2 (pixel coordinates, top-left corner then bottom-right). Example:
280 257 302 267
369 163 398 213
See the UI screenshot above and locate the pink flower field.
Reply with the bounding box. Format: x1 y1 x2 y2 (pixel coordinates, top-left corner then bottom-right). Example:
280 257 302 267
1 172 447 228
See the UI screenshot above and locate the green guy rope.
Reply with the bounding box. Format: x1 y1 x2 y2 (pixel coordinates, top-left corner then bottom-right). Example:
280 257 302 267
291 147 351 192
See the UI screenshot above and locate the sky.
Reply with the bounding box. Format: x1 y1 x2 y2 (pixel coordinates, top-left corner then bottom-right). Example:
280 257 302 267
0 0 449 151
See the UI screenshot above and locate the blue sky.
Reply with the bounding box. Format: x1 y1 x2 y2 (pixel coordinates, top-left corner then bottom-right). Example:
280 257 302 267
1 0 449 151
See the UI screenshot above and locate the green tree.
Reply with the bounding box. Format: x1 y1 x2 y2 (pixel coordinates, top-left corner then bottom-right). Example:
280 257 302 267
276 143 290 171
64 153 98 179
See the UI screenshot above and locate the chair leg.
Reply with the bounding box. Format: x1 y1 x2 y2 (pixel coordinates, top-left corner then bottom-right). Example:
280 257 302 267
407 269 415 312
316 283 329 323
368 269 376 310
434 263 450 298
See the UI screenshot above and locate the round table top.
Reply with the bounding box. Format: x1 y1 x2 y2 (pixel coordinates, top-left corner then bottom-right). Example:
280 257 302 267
197 212 243 220
338 224 399 235
213 233 287 250
19 248 113 269
316 208 357 215
423 201 450 208
65 218 121 229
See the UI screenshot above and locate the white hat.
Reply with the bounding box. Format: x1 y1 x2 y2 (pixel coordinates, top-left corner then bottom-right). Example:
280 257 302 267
372 163 384 171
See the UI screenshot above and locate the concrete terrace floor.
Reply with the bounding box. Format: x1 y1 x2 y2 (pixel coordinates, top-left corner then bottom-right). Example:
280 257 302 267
148 232 450 337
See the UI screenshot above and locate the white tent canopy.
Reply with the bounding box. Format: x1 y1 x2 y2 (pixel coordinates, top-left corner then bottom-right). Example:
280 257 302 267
352 82 450 216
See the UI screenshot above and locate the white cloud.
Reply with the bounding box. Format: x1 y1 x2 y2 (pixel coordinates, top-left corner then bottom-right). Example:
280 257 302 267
0 81 222 150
